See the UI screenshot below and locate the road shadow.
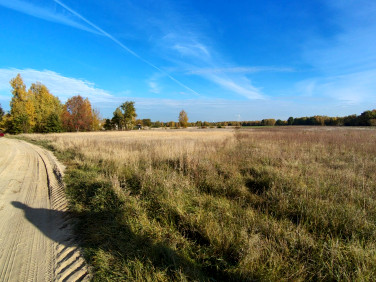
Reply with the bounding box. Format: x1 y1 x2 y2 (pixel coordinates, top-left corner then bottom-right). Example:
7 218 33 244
11 201 75 245
11 201 244 281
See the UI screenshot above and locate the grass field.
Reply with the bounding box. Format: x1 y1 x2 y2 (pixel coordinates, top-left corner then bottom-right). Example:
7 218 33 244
21 127 376 281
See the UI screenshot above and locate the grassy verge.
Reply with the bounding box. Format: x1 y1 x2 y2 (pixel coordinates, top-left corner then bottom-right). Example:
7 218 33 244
17 128 376 281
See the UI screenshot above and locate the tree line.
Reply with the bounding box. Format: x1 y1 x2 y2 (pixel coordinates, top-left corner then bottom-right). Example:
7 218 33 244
1 74 375 133
229 112 376 127
0 74 101 133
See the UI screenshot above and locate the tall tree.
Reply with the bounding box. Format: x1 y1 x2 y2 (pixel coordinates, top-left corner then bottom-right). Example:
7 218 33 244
92 108 101 131
62 95 93 132
120 101 137 130
0 103 4 122
29 82 62 132
10 74 35 133
179 110 188 128
112 107 123 130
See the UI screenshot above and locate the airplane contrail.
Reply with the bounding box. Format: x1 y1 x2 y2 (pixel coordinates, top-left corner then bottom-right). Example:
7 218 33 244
53 0 200 96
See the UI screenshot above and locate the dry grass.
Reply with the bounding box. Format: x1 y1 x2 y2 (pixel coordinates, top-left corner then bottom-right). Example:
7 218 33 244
22 127 376 281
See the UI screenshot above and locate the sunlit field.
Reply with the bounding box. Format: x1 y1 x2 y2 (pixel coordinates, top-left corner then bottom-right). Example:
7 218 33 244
22 127 376 281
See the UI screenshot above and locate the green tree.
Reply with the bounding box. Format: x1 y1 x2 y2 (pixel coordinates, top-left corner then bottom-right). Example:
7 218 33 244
179 110 188 128
0 103 4 122
288 117 294 125
153 121 161 128
45 113 63 133
142 119 152 127
10 74 35 133
276 119 286 126
104 119 113 130
0 113 12 132
358 110 376 126
112 107 124 130
120 101 137 130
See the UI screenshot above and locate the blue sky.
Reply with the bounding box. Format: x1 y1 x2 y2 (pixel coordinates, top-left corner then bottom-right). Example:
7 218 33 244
0 0 375 121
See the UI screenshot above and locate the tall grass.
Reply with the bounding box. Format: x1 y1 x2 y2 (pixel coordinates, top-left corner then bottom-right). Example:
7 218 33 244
22 127 376 281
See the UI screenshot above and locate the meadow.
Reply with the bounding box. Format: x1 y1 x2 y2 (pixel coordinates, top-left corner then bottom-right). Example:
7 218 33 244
22 127 376 281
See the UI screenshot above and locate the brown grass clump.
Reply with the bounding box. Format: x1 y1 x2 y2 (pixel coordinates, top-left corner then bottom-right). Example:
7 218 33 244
22 127 376 281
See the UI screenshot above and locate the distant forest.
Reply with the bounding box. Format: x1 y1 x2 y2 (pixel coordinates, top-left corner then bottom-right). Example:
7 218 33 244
214 110 376 127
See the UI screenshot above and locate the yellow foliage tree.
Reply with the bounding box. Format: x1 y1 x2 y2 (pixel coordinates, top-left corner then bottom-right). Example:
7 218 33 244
10 74 35 133
178 110 188 128
92 108 101 131
29 82 62 132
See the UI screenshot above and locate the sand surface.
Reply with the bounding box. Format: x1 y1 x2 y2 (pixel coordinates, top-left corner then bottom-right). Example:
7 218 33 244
0 138 89 281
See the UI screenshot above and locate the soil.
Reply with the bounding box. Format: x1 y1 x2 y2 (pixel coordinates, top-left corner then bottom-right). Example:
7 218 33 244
0 138 89 281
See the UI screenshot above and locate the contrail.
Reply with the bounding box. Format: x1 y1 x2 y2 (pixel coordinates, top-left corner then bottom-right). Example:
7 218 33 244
53 0 200 96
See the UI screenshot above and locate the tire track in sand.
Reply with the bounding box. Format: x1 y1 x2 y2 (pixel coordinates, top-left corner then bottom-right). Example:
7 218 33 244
0 138 90 281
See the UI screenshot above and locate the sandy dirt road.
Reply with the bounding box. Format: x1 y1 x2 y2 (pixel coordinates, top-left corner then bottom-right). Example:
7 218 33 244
0 138 89 281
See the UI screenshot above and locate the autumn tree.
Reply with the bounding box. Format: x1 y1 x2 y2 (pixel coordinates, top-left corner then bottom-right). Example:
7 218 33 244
62 95 93 132
179 110 188 128
29 82 62 132
10 74 35 133
261 119 276 126
121 101 137 130
92 108 101 131
167 121 176 128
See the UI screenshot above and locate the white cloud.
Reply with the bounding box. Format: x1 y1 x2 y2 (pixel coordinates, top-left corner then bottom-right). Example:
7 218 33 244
148 81 160 94
0 68 114 103
206 74 264 100
0 0 97 34
154 12 269 100
294 69 376 105
172 42 210 59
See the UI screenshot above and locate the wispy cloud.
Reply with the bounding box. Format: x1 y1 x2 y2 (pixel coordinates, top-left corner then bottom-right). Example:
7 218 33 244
147 73 162 94
172 42 211 59
0 0 200 97
0 0 97 34
295 69 376 105
295 1 376 106
152 7 268 100
0 68 114 103
206 74 264 100
302 1 376 75
186 66 294 75
148 81 160 94
52 0 200 97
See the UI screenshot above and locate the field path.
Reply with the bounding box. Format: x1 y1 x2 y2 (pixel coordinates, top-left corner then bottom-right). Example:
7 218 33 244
0 138 89 281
